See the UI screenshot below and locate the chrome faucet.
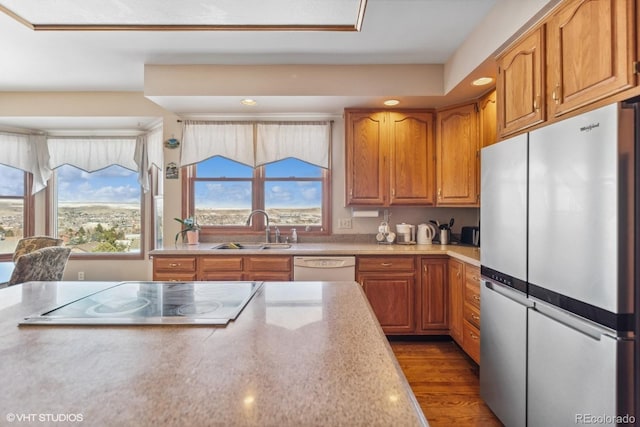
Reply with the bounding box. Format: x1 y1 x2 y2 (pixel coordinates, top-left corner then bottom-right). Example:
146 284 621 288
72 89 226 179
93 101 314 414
245 209 271 243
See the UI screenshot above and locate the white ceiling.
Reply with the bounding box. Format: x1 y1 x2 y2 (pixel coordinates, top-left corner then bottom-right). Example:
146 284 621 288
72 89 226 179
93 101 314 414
0 0 511 129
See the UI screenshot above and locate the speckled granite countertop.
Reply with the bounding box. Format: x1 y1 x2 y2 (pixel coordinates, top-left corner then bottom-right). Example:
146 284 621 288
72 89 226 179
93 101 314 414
150 243 481 266
0 281 429 427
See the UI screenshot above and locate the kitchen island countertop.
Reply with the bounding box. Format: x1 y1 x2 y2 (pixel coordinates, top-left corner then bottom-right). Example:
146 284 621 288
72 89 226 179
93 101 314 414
151 242 481 266
0 281 428 426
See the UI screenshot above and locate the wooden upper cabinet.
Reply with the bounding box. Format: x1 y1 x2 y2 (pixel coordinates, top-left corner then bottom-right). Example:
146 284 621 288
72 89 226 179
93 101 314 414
546 0 636 117
345 111 387 205
388 111 435 205
436 103 479 206
497 26 545 137
345 109 435 206
479 90 497 148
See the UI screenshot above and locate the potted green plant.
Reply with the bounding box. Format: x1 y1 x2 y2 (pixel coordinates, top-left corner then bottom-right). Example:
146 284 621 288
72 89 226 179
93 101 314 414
174 216 200 245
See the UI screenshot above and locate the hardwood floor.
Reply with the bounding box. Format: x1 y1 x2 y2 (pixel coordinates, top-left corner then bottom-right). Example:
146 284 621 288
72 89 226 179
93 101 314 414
390 339 503 427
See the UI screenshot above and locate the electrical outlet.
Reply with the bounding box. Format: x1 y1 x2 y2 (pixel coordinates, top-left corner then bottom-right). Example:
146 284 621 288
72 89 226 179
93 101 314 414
78 271 85 281
338 218 352 229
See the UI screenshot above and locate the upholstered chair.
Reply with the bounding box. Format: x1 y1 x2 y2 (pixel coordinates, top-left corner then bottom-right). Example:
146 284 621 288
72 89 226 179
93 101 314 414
12 236 64 264
7 246 71 286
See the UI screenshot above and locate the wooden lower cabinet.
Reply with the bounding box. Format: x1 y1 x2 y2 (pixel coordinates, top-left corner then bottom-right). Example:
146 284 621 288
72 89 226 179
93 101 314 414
449 261 482 364
463 264 481 363
153 255 292 281
448 258 465 343
419 257 448 333
357 256 416 334
199 256 244 281
152 256 197 281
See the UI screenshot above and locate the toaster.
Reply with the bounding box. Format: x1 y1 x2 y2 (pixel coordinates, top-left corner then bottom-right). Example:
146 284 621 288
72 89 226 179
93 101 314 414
460 226 480 246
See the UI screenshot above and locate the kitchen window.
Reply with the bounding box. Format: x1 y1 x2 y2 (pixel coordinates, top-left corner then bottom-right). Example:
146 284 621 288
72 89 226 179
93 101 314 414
186 156 330 235
47 137 145 258
0 164 34 258
181 120 332 236
51 164 143 256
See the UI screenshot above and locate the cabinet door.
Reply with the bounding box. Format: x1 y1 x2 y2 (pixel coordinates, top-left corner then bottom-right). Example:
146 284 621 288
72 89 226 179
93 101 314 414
198 256 243 280
547 0 635 117
345 110 387 205
244 255 292 281
479 90 497 148
359 272 415 334
244 271 292 281
497 26 545 136
388 111 435 205
419 258 448 332
448 259 464 344
436 103 479 206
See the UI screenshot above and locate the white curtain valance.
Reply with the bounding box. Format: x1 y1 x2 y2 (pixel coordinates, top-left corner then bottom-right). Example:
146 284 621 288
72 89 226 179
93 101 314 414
181 121 254 167
48 137 138 172
135 126 164 193
0 132 51 194
256 122 330 169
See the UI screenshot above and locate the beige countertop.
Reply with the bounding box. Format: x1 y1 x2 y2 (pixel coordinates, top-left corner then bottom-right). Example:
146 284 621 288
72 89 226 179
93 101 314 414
150 242 481 266
0 281 428 427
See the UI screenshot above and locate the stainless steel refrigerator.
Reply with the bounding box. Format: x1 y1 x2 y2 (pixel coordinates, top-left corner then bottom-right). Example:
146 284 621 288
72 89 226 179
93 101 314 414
480 102 637 426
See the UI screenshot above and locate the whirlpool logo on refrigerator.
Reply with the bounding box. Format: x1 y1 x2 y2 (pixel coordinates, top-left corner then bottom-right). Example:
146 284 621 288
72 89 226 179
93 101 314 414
580 122 600 132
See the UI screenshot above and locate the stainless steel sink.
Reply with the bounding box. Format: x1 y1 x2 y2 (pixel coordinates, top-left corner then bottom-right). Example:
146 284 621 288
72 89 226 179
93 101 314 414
212 242 291 250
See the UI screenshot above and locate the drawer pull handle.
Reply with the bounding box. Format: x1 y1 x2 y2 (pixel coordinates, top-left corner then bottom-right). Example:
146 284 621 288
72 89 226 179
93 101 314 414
469 332 479 340
471 314 480 321
473 295 480 302
381 262 393 267
169 263 181 267
472 276 479 281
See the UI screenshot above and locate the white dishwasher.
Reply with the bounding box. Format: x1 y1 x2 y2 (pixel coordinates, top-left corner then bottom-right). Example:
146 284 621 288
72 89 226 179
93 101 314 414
293 256 356 281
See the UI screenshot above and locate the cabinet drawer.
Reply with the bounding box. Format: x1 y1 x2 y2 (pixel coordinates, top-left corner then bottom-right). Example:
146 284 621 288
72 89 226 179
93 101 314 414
465 281 481 309
199 256 243 272
245 256 291 272
464 302 481 329
358 256 415 272
463 320 481 364
153 272 197 282
154 257 196 272
465 264 480 284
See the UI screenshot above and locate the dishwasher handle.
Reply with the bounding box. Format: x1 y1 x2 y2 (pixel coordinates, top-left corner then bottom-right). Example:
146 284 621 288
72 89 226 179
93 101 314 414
293 256 356 269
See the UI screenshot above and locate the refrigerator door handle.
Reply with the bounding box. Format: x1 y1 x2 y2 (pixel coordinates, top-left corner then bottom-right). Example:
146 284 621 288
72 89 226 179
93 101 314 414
482 280 532 307
533 302 610 341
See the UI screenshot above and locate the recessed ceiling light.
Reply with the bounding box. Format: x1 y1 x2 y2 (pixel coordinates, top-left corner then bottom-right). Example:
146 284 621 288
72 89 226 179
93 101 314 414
383 99 400 106
472 77 493 86
241 99 257 106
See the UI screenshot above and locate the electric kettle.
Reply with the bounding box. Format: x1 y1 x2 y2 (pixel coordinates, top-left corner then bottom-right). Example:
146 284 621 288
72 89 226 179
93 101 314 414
417 223 434 244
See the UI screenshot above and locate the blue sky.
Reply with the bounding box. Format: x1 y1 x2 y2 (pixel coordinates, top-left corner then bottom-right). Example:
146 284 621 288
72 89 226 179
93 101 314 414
1 156 323 208
56 164 140 204
195 156 322 209
0 164 24 196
